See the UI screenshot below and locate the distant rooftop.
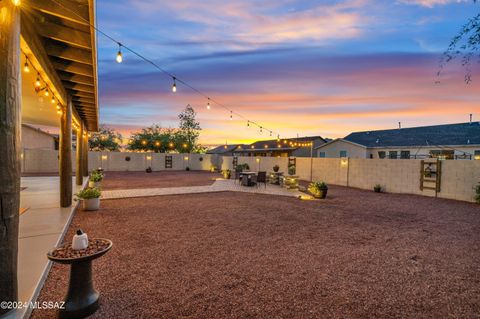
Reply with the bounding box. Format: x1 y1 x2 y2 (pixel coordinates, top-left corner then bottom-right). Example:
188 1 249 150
344 122 480 148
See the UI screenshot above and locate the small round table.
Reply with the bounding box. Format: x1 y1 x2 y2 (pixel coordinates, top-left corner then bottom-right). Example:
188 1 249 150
47 238 113 319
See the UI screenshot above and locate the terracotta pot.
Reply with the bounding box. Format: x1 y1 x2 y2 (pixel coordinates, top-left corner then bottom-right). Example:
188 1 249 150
83 198 100 211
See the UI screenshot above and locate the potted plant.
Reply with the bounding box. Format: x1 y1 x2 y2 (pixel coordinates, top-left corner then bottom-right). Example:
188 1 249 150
308 181 328 199
186 166 190 171
75 187 101 211
146 167 152 173
374 184 382 193
288 165 296 176
222 169 231 179
273 165 280 173
88 171 103 188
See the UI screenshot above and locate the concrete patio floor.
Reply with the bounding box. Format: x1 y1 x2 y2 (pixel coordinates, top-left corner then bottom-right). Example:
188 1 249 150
4 176 86 319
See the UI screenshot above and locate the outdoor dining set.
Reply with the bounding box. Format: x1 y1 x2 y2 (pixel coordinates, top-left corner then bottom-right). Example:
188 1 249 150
234 170 299 189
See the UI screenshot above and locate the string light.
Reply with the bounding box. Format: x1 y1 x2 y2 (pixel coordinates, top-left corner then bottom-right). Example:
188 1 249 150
116 43 123 63
44 88 49 97
48 0 285 140
13 0 20 6
35 74 41 87
172 77 177 93
56 104 61 110
260 126 263 133
207 98 211 110
51 96 55 104
270 131 272 137
23 59 30 73
247 121 250 127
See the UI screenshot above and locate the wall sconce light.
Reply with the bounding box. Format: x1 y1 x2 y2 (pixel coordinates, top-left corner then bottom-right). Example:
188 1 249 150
146 155 152 160
101 155 108 160
256 158 260 163
184 156 189 161
341 158 348 167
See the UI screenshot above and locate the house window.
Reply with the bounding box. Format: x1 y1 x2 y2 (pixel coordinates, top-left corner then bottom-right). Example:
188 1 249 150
339 150 347 158
430 150 454 160
378 151 386 159
400 151 410 159
474 150 480 160
319 152 326 158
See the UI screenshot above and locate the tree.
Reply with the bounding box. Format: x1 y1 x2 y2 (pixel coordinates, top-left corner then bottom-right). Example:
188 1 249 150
440 0 479 83
128 124 176 152
176 104 201 153
89 125 122 151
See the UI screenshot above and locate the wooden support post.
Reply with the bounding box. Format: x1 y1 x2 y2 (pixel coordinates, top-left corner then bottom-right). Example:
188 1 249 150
60 97 73 207
76 123 83 185
0 1 21 314
82 127 88 176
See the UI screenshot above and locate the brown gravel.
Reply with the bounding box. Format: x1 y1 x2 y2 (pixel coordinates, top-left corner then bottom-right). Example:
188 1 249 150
100 170 220 190
32 186 480 318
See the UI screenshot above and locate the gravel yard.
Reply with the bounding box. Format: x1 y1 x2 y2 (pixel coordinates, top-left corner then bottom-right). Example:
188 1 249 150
32 186 480 318
100 170 220 190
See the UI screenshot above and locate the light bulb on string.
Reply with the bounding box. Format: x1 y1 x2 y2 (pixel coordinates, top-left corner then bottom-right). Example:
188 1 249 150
270 131 272 137
13 0 20 6
260 126 263 134
172 77 177 93
247 121 250 127
35 74 41 87
116 43 123 63
23 60 30 73
51 95 55 104
229 111 232 121
44 88 49 97
207 98 211 110
56 104 61 110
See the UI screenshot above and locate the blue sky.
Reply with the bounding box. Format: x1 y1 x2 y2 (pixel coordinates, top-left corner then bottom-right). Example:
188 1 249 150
95 0 479 144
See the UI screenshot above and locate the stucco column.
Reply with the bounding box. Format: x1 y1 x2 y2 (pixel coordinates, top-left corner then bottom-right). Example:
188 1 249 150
82 126 88 176
0 0 21 314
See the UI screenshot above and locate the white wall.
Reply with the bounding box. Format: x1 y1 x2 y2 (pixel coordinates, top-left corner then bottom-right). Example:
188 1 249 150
21 150 480 203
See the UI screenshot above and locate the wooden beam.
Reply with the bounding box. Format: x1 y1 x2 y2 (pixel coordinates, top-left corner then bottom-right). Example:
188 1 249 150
72 91 95 98
52 60 93 77
72 96 95 104
87 0 99 131
45 40 92 65
20 13 68 105
59 72 93 85
26 0 90 25
37 20 91 49
0 2 21 315
64 82 94 93
60 97 73 207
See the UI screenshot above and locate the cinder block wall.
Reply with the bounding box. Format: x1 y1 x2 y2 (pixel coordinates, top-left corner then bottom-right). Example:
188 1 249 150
21 150 480 202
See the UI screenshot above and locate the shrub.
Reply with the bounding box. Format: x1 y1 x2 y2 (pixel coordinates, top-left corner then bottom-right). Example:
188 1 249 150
308 181 328 198
374 184 382 193
236 163 250 172
273 165 280 172
222 169 231 179
75 187 101 200
89 172 103 183
146 167 152 173
475 183 480 204
186 166 190 171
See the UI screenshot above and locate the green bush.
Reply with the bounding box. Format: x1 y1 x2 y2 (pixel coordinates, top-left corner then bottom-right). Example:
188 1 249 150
308 181 328 198
288 165 296 175
222 169 231 179
75 187 101 200
236 163 250 172
89 172 103 182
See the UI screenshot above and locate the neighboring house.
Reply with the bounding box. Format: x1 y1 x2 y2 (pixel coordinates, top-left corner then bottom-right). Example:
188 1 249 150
315 122 480 160
21 124 58 150
207 144 246 156
230 136 326 157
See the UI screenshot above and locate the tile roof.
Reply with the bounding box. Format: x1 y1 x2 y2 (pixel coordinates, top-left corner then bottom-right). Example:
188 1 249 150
344 122 480 147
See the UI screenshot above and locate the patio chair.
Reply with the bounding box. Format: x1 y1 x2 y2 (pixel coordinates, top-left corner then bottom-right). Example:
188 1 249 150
254 171 267 188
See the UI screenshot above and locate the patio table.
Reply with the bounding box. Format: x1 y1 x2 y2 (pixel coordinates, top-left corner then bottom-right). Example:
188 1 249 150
47 238 113 319
240 172 257 187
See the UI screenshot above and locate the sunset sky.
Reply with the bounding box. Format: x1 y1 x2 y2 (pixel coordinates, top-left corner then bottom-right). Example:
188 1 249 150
96 0 479 145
